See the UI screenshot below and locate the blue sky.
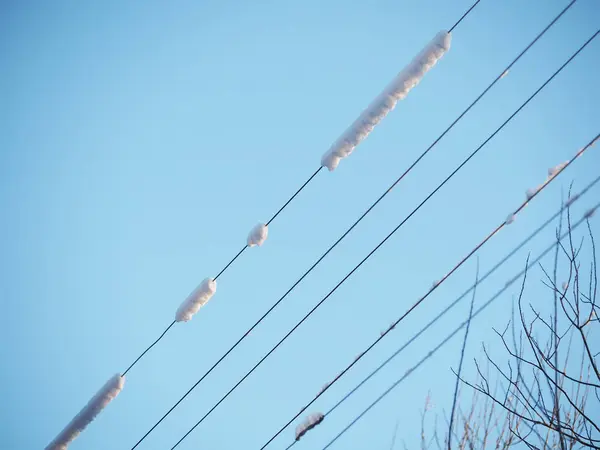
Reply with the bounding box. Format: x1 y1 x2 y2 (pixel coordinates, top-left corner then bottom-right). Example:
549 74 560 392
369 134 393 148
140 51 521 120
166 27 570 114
1 0 599 449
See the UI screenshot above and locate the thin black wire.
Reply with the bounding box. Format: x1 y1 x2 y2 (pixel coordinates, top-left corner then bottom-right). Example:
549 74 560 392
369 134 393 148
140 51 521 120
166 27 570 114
449 0 482 33
122 166 322 377
214 166 323 282
281 179 600 449
122 321 176 376
320 205 598 449
214 245 248 281
216 167 324 281
254 33 600 450
267 167 323 226
170 32 599 450
130 4 496 446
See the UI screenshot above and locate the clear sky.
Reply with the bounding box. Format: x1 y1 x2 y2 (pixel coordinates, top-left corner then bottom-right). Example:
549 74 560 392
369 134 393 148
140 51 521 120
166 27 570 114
1 0 599 449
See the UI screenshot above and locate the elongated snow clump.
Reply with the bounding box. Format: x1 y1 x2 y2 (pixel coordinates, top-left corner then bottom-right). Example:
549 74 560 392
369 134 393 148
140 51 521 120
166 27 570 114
526 188 538 201
295 412 325 441
584 207 596 219
176 278 217 322
247 223 268 247
548 161 568 178
45 374 125 450
565 194 579 207
321 30 452 171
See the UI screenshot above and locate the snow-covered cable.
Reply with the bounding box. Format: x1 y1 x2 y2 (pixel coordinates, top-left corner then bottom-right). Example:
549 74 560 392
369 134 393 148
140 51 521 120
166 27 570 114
248 223 269 247
45 374 125 450
294 413 324 441
175 278 217 322
321 31 451 171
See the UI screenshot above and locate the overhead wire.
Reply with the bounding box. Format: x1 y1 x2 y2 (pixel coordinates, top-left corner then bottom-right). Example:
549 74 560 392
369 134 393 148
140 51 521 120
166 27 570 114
120 166 323 376
266 167 324 227
208 163 320 283
279 175 600 449
449 0 482 33
168 23 599 450
128 1 492 447
262 128 599 449
318 201 599 449
123 321 176 376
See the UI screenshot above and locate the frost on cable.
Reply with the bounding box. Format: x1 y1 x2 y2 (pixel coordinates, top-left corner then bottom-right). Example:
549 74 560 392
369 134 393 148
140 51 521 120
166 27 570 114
45 374 125 450
321 30 452 171
175 278 217 322
295 412 325 441
247 223 268 247
565 194 579 207
548 161 568 178
526 188 538 201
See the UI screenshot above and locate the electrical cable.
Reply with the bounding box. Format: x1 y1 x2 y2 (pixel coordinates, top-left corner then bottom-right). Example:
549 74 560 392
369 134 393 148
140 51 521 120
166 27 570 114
120 169 323 375
449 0 482 33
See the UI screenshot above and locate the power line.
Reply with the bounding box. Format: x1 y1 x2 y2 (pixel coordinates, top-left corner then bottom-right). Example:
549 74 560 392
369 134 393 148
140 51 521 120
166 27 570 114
319 202 599 449
128 3 493 447
266 167 324 227
198 164 319 286
280 175 600 449
214 245 248 281
120 166 323 375
252 28 599 450
449 0 482 33
169 28 599 450
123 321 176 376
